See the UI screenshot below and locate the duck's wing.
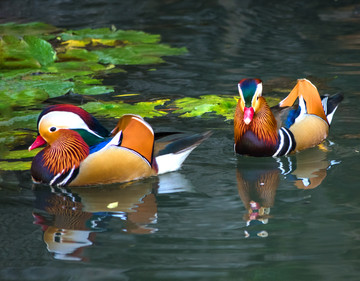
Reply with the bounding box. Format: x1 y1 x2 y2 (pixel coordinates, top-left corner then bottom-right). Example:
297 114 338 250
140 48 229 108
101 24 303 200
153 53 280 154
111 114 155 164
279 78 328 123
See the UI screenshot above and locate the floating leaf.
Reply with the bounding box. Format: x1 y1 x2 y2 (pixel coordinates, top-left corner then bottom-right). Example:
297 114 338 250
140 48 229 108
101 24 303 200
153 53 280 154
73 85 114 96
0 87 49 109
0 36 41 69
0 35 56 69
59 27 187 66
0 109 38 128
23 35 57 66
170 95 281 120
0 161 31 171
0 22 59 39
113 93 140 97
0 23 187 113
82 100 170 119
169 95 236 120
1 148 39 160
94 44 187 65
0 130 36 151
56 47 99 62
60 28 160 44
0 22 189 158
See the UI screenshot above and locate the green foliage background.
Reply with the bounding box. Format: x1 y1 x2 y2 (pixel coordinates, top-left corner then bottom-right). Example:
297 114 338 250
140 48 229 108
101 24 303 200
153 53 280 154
0 22 282 171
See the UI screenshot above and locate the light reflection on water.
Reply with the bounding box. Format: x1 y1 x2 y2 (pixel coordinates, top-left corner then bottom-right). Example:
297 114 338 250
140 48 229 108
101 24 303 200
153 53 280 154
1 0 360 280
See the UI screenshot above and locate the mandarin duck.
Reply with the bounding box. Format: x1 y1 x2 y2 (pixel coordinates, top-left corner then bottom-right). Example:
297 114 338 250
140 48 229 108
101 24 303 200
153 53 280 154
234 78 343 157
29 104 211 186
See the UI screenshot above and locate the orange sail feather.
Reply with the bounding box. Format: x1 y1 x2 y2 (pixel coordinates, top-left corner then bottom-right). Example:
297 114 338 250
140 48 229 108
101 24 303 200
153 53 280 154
279 79 328 124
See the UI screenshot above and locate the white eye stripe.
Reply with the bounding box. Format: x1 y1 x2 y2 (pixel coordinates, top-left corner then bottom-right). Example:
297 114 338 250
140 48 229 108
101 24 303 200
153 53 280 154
251 82 263 106
39 111 103 138
238 83 245 102
255 82 263 97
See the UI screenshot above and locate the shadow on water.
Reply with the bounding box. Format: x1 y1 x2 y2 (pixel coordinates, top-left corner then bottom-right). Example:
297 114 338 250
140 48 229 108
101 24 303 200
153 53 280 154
236 145 340 238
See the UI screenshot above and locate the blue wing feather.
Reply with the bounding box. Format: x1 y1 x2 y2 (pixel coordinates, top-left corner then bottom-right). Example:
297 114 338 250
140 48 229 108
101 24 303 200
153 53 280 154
284 107 300 128
89 139 112 154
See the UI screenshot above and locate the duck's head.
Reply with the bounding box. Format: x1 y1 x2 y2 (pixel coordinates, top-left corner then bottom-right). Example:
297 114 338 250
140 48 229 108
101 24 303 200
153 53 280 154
29 104 109 151
237 78 263 125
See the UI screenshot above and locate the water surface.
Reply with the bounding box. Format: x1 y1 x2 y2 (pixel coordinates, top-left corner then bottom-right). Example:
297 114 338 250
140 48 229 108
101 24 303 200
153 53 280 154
1 1 360 280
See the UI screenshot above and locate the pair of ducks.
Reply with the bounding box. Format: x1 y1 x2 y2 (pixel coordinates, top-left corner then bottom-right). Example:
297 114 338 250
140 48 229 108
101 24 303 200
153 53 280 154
29 78 343 187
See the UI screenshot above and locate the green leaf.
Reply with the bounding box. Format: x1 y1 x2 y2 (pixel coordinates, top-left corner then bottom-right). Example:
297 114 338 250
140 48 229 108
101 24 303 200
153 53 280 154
0 22 59 39
0 22 190 160
60 28 160 44
0 161 31 171
171 95 281 120
170 95 237 120
0 35 56 69
73 85 114 96
0 23 187 112
0 110 38 130
0 35 41 69
0 87 49 109
82 100 169 119
94 44 187 65
0 130 36 151
56 48 99 62
23 35 57 66
1 148 39 160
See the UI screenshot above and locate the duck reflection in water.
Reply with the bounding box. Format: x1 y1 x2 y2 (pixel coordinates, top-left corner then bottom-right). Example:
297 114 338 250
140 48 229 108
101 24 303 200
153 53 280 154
33 173 192 261
236 146 340 238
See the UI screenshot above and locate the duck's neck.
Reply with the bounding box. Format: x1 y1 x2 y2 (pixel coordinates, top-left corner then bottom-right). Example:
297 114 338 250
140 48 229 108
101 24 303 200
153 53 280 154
235 97 278 147
43 133 89 175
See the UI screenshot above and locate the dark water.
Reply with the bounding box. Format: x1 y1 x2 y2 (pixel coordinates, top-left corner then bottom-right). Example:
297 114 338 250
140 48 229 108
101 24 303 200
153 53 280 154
1 0 360 280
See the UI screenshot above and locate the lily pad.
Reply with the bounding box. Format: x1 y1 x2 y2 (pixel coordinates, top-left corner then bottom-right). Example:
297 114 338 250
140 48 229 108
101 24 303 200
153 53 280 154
0 22 59 39
82 99 170 119
56 48 99 62
23 35 57 66
170 95 281 120
0 23 188 114
0 161 31 171
1 148 39 160
93 44 187 65
0 35 56 69
0 130 36 151
60 28 161 44
0 87 49 110
0 22 191 160
0 109 38 129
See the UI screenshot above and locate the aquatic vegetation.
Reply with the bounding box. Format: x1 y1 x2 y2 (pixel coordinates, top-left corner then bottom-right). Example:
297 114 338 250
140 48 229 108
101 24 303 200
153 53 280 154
0 22 283 170
0 22 187 168
170 95 280 120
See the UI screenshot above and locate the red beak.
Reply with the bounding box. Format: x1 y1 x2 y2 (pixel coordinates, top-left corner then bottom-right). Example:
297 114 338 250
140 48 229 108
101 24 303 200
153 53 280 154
243 107 254 125
29 135 46 151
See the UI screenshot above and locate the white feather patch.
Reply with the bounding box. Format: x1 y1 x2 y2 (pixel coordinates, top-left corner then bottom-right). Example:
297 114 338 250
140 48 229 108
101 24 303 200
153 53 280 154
156 147 196 174
57 165 76 187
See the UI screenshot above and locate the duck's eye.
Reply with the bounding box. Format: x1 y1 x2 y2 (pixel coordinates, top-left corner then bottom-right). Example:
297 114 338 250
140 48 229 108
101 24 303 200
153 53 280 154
49 127 57 132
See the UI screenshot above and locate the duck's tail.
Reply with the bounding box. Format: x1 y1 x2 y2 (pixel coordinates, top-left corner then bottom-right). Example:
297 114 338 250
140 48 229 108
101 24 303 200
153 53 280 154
321 93 343 125
154 131 212 174
279 78 343 125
